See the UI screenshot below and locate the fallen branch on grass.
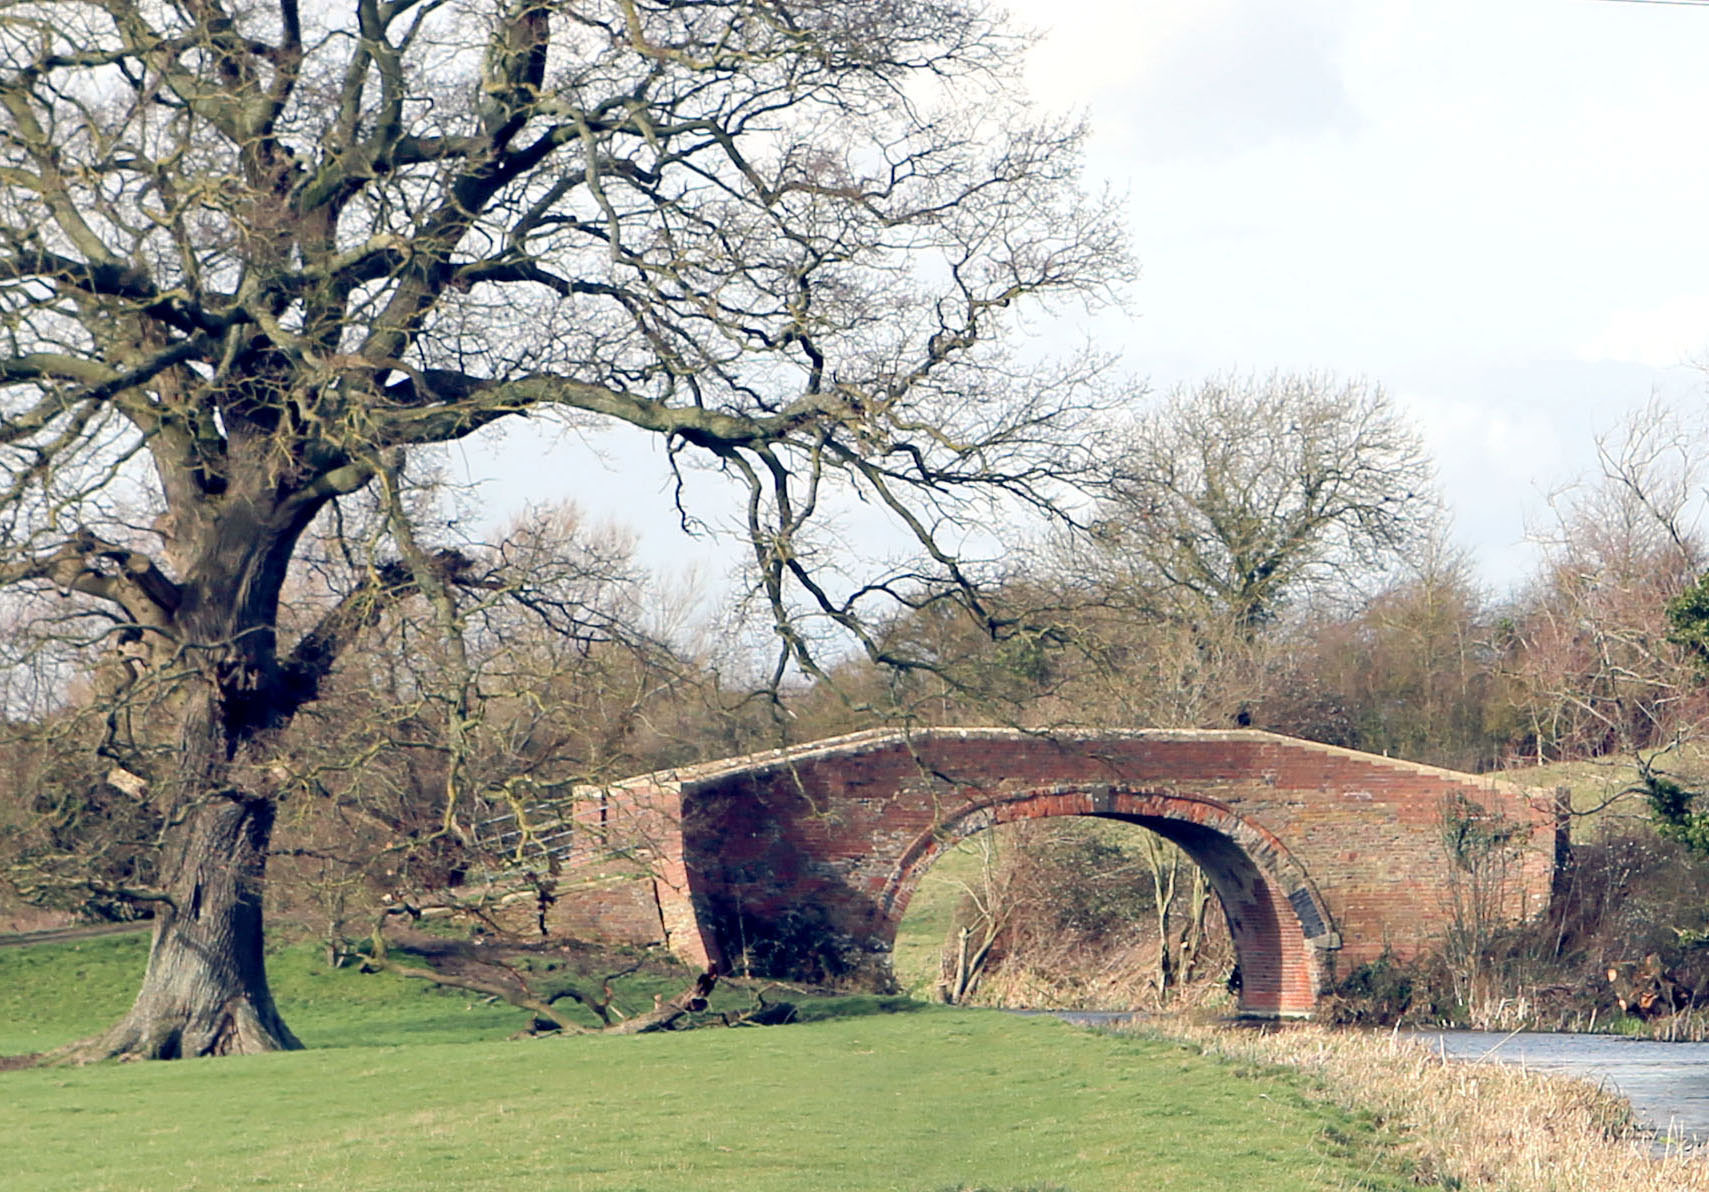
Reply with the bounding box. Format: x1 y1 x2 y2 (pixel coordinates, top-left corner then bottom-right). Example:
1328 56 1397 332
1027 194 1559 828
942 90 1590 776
600 965 719 1035
364 912 717 1035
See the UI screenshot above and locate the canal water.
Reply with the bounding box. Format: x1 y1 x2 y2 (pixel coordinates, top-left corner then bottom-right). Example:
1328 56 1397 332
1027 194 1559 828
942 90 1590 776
1418 1030 1709 1146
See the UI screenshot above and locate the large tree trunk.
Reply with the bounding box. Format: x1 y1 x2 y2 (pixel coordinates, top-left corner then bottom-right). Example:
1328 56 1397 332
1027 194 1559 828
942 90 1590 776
59 792 300 1061
53 516 324 1063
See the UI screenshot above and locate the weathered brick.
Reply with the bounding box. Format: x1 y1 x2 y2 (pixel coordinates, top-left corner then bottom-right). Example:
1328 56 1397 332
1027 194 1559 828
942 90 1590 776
523 728 1559 1018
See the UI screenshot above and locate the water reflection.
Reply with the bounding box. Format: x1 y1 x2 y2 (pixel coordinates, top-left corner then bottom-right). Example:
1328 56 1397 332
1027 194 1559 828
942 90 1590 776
1417 1030 1709 1147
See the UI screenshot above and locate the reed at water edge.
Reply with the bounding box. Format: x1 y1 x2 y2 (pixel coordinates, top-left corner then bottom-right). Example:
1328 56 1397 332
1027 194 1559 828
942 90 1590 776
1135 1019 1709 1191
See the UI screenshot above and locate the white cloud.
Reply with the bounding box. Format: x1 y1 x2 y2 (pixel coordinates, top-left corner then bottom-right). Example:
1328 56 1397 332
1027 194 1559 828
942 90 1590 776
1011 0 1357 159
1581 296 1709 369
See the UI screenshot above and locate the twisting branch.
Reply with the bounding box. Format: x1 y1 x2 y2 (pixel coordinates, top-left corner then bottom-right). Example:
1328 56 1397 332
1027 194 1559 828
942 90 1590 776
1 532 183 625
0 0 1125 1060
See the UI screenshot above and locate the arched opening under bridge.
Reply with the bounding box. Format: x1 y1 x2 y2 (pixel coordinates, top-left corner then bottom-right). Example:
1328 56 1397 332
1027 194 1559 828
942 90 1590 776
881 786 1335 1017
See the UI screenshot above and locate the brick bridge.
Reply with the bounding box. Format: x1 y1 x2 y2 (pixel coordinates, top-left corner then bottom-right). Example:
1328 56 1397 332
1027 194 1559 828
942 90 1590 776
510 728 1563 1018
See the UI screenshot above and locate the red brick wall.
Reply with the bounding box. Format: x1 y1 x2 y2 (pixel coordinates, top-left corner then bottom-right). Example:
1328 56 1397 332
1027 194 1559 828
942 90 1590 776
547 729 1561 1018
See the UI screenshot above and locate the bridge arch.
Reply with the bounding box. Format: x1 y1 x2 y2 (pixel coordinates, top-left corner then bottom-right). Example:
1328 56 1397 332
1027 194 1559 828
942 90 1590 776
883 787 1338 1017
516 728 1561 1018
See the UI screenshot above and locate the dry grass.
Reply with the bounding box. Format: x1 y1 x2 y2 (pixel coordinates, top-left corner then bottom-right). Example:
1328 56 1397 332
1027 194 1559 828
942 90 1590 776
1497 748 1708 825
1138 1018 1709 1190
967 934 1239 1015
1499 755 1638 803
0 906 76 936
1457 994 1709 1042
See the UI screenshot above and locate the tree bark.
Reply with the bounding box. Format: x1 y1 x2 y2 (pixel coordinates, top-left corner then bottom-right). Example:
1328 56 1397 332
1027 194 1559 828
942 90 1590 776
601 967 718 1035
53 507 410 1061
48 523 313 1062
57 791 300 1061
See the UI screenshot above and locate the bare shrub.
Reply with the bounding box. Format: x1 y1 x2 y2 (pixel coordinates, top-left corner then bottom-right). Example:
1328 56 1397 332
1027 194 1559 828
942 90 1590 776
941 820 1234 1011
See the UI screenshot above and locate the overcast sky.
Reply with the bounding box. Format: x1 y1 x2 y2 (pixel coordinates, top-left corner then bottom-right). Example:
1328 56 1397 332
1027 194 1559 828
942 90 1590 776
467 0 1709 600
1006 0 1709 589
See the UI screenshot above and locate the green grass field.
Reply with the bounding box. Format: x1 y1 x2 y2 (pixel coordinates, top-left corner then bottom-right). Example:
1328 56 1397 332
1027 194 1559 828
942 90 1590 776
0 932 1420 1192
0 931 532 1056
890 837 983 998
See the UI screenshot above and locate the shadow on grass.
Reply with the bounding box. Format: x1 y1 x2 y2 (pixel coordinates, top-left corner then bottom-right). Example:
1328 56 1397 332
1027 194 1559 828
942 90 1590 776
773 992 938 1024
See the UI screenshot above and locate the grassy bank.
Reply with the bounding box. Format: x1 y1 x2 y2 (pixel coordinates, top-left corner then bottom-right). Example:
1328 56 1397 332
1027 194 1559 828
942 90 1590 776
4 934 1703 1191
4 1009 1439 1192
0 934 1425 1192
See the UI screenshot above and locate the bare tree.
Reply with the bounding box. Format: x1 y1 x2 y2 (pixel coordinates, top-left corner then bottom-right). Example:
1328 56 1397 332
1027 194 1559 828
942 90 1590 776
936 829 1008 1004
994 373 1435 739
1132 832 1217 1003
261 500 701 941
1301 537 1500 769
0 0 1123 1059
1499 401 1708 765
1094 373 1435 631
